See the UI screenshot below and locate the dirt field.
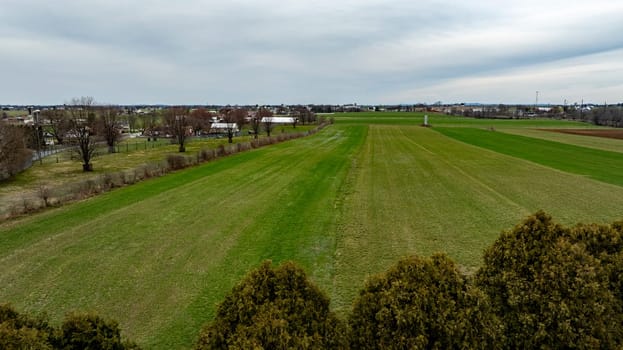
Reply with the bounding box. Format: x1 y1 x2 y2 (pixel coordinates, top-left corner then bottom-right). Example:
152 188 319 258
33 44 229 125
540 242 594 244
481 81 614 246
539 128 623 140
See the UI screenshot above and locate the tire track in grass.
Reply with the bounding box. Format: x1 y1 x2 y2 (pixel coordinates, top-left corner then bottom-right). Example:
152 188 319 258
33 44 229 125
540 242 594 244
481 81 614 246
145 126 366 349
399 128 529 213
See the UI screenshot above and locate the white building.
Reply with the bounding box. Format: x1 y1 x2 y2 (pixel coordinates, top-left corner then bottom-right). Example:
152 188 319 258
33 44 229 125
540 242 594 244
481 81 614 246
261 117 296 124
209 122 239 134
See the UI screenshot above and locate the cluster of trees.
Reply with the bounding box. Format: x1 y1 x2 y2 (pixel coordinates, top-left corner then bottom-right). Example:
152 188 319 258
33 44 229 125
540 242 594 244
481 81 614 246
447 104 623 127
197 211 623 349
0 305 139 349
1 99 319 178
1 97 126 174
566 105 623 127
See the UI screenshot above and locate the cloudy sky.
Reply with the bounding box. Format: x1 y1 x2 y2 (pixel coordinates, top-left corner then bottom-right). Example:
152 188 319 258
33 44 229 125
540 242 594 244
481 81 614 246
1 0 622 105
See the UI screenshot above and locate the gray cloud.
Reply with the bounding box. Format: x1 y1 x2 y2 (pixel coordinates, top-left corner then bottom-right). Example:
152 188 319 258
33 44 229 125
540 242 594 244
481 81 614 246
1 0 622 104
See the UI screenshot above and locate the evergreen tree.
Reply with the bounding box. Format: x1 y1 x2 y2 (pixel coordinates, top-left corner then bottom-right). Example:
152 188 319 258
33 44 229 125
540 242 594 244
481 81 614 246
195 260 347 349
477 211 623 348
349 254 500 349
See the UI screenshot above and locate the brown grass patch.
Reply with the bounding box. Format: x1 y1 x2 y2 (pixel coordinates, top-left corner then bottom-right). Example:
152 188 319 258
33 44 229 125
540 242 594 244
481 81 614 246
538 128 623 140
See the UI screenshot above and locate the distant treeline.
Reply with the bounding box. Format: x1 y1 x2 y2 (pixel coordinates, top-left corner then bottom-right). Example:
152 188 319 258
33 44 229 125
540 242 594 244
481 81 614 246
448 104 623 127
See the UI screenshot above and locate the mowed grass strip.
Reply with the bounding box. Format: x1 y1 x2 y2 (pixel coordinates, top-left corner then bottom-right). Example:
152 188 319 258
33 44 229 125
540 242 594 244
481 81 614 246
0 126 366 349
330 124 623 314
436 127 623 187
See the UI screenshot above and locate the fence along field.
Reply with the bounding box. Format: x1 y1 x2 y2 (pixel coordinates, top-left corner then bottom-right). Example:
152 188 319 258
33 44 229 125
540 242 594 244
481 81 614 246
1 113 623 348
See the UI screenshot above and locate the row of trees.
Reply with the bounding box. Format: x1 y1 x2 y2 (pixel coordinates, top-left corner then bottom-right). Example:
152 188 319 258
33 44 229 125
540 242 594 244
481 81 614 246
1 97 318 177
197 211 623 349
448 104 623 127
566 105 623 127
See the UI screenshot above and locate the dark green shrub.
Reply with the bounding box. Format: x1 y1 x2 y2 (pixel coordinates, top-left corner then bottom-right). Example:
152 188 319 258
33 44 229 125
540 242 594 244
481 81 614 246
0 304 54 350
477 211 623 348
195 260 347 349
349 254 500 349
57 312 140 350
566 221 623 320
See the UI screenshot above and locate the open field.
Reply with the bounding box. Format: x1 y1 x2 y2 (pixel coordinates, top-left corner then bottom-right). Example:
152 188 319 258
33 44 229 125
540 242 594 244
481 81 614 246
435 127 623 187
334 111 597 128
330 122 623 312
0 125 316 218
500 128 623 153
2 112 623 348
0 126 364 349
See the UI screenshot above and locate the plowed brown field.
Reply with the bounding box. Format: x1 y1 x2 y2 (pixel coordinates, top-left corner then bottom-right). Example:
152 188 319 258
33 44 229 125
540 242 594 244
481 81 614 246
539 128 623 140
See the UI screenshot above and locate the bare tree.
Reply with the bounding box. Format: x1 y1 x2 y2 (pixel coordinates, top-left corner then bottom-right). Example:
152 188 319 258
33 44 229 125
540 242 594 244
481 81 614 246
251 108 270 139
189 108 213 136
142 110 159 140
126 110 137 133
295 107 314 126
261 109 275 137
232 108 248 133
97 106 122 153
222 109 240 144
291 109 301 128
0 123 32 180
165 107 189 152
41 108 70 145
68 96 97 172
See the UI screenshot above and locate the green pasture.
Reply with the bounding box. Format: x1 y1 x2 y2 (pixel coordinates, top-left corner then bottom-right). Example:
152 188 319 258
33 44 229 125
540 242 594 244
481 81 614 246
500 128 623 153
0 125 316 217
330 124 623 313
435 127 623 187
2 112 623 348
332 111 594 128
0 126 364 349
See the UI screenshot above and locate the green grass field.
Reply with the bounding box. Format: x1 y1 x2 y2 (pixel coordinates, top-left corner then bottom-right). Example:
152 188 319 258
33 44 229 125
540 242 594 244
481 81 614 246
2 112 623 348
0 125 316 218
435 127 623 187
500 128 623 153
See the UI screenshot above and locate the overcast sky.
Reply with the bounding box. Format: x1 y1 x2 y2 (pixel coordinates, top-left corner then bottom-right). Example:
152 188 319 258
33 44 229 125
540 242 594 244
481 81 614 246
1 0 622 105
